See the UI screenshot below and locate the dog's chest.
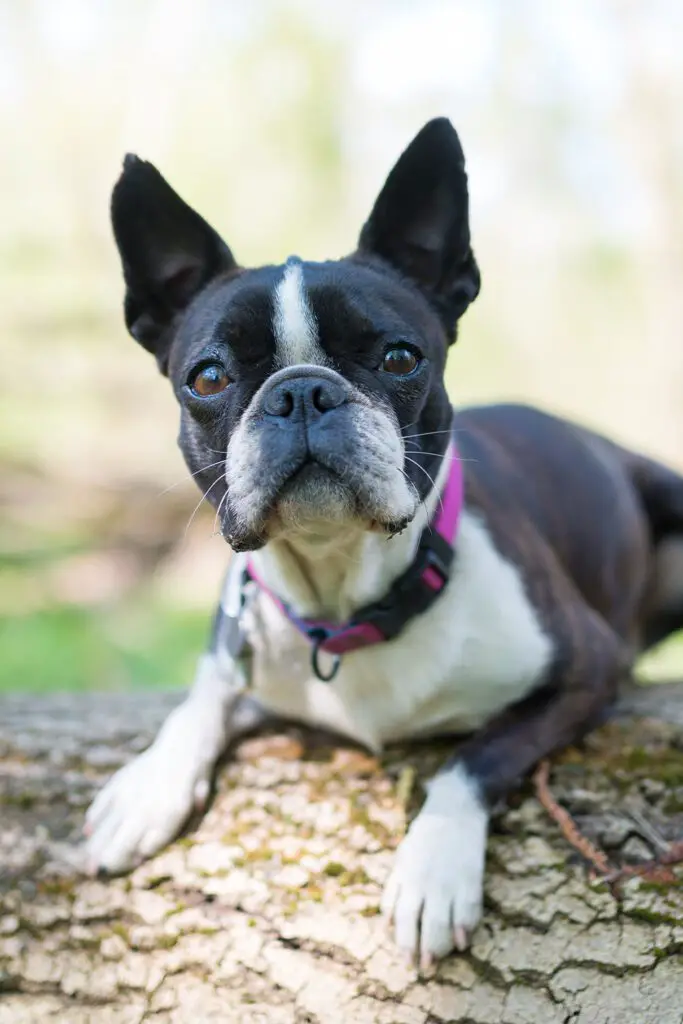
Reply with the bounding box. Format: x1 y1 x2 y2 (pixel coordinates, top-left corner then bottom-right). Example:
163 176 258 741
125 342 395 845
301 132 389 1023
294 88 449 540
244 512 553 750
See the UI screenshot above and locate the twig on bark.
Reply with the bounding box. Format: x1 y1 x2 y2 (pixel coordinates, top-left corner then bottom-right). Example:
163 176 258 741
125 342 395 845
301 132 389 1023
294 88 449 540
532 759 612 875
533 760 683 889
603 839 683 885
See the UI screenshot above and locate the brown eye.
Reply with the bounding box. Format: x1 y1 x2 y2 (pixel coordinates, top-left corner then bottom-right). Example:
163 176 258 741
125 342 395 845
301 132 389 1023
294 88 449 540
189 363 231 397
381 347 419 376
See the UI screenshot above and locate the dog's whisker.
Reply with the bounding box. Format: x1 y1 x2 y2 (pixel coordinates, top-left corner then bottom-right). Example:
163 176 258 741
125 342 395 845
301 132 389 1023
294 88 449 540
404 456 445 518
398 465 429 526
401 428 454 439
183 477 225 540
156 459 227 500
401 427 472 440
403 444 478 465
212 488 231 537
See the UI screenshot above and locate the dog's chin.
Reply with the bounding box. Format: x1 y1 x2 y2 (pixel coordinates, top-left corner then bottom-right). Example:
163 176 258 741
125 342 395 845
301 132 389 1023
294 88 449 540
224 462 415 552
275 462 356 526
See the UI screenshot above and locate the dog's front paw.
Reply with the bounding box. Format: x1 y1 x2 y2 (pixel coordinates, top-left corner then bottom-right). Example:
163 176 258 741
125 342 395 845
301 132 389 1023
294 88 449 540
381 766 487 969
84 698 225 875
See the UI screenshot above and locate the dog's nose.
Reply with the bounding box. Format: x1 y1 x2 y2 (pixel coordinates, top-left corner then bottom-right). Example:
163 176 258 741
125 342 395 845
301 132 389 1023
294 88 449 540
263 376 347 419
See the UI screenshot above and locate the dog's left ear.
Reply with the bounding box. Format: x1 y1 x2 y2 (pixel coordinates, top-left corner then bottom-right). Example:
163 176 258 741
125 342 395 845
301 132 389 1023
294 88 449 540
357 118 480 339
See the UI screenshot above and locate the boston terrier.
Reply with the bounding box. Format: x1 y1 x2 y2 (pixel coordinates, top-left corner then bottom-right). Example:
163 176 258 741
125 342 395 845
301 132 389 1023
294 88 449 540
84 118 683 968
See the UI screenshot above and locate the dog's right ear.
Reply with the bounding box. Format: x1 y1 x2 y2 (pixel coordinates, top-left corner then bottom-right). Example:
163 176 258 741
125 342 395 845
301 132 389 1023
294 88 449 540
111 155 237 373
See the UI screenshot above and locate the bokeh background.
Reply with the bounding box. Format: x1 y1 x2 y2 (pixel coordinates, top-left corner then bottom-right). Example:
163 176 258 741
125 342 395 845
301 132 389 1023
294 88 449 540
1 0 682 693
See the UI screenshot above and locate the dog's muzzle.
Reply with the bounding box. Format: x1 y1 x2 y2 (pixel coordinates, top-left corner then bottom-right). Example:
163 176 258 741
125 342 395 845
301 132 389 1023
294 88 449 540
223 365 417 549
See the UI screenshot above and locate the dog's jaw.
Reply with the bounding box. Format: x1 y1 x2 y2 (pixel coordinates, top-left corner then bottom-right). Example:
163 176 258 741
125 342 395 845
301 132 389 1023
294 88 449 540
247 448 450 623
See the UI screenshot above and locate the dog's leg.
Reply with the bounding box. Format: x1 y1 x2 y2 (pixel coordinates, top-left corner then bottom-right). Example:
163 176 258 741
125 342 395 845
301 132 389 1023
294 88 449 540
84 653 269 875
382 603 624 969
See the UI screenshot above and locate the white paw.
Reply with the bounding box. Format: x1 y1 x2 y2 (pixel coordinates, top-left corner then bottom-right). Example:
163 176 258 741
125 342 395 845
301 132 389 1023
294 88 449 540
84 695 227 875
381 765 487 969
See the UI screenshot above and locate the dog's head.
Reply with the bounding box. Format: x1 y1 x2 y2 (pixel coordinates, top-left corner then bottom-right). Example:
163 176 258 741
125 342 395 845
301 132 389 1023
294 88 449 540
111 118 480 551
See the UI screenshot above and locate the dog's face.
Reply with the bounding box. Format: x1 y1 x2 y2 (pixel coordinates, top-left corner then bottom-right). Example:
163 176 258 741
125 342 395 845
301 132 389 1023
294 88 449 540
111 118 480 551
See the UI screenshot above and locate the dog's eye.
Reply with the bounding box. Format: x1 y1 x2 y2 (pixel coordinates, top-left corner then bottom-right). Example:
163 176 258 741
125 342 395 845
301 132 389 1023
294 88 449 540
189 363 231 397
381 347 419 376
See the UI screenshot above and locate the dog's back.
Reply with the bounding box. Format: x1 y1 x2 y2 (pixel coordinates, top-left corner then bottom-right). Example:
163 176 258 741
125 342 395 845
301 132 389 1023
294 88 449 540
454 402 683 654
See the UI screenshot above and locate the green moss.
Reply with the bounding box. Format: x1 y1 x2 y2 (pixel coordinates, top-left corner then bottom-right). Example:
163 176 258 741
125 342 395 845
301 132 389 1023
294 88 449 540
573 731 683 788
639 880 681 895
339 867 371 887
347 800 392 842
36 878 76 900
662 793 683 814
621 746 650 770
623 750 683 786
144 874 172 890
322 862 370 886
0 792 37 809
627 907 679 926
303 884 324 902
614 744 683 785
323 861 345 878
240 844 277 865
652 764 683 786
110 922 130 944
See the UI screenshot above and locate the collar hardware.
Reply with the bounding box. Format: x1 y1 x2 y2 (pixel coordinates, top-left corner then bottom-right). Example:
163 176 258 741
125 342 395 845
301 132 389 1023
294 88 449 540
310 632 342 682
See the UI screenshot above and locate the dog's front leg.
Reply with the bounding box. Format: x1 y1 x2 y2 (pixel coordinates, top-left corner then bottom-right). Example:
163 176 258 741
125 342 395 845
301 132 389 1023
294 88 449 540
83 653 268 875
382 604 625 969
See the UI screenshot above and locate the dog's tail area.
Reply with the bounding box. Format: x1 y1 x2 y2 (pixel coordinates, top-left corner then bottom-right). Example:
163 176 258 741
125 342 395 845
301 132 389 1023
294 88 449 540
629 452 683 649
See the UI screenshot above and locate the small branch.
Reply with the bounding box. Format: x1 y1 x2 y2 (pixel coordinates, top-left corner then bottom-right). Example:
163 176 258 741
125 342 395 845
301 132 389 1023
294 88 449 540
533 759 683 889
532 759 612 875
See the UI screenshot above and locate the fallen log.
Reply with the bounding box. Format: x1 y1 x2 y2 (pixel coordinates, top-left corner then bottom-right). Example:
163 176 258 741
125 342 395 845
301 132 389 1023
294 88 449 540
1 683 682 1023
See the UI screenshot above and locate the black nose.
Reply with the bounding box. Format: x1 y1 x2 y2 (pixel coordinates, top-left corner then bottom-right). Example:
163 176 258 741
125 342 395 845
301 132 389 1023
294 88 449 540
263 376 347 419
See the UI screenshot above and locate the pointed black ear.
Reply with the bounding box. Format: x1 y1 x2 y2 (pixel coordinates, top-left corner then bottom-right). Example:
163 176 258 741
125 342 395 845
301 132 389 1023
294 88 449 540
111 155 237 372
358 118 480 338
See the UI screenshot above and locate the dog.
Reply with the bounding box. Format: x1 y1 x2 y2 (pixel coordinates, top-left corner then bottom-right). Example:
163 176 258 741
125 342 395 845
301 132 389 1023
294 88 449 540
84 117 683 968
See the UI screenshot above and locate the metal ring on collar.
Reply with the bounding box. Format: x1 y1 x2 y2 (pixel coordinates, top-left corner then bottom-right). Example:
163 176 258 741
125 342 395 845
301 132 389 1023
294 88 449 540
310 639 341 682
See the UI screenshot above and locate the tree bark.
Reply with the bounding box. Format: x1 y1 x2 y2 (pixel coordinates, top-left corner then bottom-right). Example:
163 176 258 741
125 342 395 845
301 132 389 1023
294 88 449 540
1 685 682 1024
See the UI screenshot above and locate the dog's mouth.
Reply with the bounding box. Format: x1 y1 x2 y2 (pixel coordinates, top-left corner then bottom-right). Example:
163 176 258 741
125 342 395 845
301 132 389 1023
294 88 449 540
284 457 341 488
274 456 359 522
223 452 414 551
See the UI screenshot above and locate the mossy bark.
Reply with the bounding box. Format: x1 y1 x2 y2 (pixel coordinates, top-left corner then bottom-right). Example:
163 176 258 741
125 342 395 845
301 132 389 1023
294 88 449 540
1 685 682 1023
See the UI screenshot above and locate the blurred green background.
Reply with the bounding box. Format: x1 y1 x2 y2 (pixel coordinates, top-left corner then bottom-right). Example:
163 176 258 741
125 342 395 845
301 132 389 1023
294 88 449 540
1 0 682 693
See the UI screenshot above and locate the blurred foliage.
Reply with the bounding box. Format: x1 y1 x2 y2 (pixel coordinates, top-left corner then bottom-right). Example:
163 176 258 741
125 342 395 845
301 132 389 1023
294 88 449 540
1 0 682 692
0 601 209 693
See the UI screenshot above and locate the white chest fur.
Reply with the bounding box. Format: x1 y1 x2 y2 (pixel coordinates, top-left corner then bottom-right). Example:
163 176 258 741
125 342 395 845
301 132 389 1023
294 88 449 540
243 511 553 751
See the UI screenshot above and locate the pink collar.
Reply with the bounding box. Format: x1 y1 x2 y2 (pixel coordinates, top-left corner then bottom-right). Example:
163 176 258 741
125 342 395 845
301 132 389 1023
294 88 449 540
246 443 463 681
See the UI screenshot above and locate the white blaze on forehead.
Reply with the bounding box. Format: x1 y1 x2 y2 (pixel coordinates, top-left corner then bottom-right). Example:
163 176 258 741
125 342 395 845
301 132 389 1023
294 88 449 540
272 259 326 367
